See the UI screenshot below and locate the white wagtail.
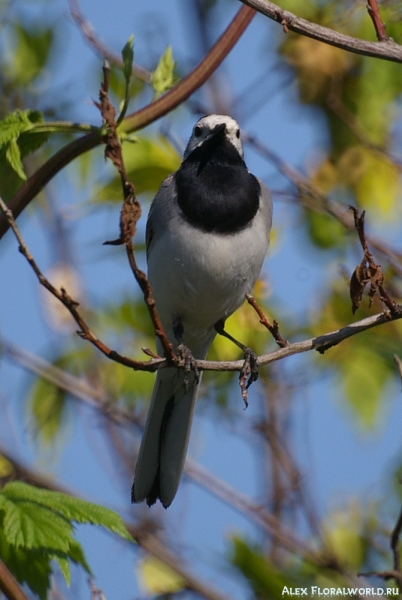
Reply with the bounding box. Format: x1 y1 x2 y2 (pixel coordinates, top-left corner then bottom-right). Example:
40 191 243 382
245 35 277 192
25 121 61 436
131 115 273 507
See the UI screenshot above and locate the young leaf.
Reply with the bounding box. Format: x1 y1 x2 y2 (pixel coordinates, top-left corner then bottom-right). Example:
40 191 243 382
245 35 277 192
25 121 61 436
122 34 134 83
0 109 48 181
150 46 177 97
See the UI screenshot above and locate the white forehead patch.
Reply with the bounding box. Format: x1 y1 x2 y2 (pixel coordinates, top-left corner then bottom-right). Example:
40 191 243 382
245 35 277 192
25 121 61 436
183 114 243 160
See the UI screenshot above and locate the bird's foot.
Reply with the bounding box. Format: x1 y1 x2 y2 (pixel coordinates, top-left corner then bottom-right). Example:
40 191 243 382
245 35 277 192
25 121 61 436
239 347 259 408
177 343 200 391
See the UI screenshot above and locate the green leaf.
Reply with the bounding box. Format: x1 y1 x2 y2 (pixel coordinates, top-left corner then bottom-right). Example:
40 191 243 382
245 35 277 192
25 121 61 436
0 527 52 600
150 46 177 97
231 537 289 597
0 482 132 598
0 493 72 551
5 137 26 179
0 109 43 149
342 346 390 429
0 109 49 185
2 482 133 541
96 134 181 200
29 376 66 444
122 34 134 83
12 24 54 86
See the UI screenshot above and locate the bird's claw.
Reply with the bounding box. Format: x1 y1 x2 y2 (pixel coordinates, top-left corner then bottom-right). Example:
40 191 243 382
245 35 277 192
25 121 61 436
177 344 200 391
239 348 259 408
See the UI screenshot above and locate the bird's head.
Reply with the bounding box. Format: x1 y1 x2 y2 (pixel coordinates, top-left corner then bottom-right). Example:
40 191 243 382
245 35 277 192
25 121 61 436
183 114 243 161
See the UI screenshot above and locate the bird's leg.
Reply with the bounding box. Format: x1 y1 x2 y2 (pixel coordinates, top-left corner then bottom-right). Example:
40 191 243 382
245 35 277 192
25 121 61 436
214 319 259 403
172 316 200 389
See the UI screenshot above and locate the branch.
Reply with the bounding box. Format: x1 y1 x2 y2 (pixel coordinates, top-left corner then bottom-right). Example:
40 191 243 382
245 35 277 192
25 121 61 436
2 191 402 377
97 61 176 363
366 0 389 42
0 5 255 241
238 0 402 63
0 195 163 373
0 560 29 600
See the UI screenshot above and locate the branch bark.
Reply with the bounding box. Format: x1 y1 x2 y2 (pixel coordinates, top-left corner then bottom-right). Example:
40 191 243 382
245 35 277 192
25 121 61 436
0 5 255 241
0 560 29 600
239 0 402 62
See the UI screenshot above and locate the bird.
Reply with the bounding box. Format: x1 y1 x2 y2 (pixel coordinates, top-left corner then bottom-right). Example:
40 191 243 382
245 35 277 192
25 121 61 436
131 114 273 508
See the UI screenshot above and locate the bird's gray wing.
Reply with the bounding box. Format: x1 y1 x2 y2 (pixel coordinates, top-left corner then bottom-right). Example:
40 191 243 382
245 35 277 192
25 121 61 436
257 179 273 235
146 174 176 260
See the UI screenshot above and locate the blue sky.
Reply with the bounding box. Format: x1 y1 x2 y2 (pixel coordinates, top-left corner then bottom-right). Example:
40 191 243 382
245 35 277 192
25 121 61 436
1 1 402 598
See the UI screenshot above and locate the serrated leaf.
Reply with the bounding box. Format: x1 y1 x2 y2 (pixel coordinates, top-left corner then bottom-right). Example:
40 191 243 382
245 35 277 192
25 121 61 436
122 35 134 82
150 46 177 97
0 494 72 551
2 482 133 541
0 527 53 600
53 554 71 586
5 137 26 180
0 109 41 147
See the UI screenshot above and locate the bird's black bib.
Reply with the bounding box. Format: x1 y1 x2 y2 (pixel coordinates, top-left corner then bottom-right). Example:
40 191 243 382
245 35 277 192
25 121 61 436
175 134 260 235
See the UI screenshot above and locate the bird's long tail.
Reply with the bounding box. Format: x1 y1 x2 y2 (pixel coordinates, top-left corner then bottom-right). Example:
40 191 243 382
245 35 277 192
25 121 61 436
132 366 201 508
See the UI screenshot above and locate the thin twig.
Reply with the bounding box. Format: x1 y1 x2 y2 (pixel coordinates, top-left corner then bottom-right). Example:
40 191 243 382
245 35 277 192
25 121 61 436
68 0 151 83
0 195 162 373
239 0 402 62
0 5 255 240
246 293 288 347
2 195 402 378
0 560 29 600
366 0 389 42
96 61 176 363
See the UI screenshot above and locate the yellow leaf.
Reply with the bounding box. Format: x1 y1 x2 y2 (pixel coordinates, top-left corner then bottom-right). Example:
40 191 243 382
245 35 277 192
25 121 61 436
337 146 401 219
0 454 14 477
136 556 185 596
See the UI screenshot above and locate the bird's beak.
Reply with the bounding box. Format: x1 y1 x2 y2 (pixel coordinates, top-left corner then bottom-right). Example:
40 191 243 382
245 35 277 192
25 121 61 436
206 123 226 141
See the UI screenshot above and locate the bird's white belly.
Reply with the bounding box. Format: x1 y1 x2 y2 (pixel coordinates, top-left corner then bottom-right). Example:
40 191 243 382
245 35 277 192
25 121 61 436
148 217 267 349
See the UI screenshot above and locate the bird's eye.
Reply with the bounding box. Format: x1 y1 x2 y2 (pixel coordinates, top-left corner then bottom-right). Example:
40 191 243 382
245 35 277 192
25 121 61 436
194 125 202 137
236 128 241 139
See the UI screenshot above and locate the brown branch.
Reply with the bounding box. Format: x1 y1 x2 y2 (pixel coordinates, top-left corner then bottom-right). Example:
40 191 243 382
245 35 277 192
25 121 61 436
0 560 29 600
2 191 402 379
367 0 389 42
0 195 163 373
0 5 255 241
239 0 402 62
96 62 176 364
246 293 288 347
120 5 256 134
